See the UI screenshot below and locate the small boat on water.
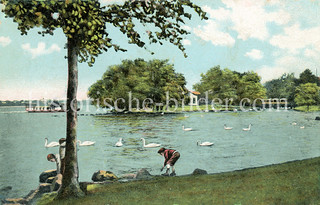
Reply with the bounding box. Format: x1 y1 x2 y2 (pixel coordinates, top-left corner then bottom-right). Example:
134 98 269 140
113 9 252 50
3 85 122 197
25 102 80 113
26 106 65 113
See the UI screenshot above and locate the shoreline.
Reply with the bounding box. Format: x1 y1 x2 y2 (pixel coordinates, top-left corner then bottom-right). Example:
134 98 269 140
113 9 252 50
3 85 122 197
4 156 320 204
36 156 320 204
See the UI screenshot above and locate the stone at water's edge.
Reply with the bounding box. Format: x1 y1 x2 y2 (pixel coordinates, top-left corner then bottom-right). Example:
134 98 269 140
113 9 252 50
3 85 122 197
39 170 57 183
91 170 118 182
2 197 26 204
45 177 55 184
38 183 51 194
315 116 320 120
192 168 208 175
121 173 137 179
136 168 152 179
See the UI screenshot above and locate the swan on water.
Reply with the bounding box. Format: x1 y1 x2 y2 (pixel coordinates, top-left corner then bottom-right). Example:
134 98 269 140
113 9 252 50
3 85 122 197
224 124 233 130
141 138 161 148
45 138 59 148
197 141 214 146
300 126 305 129
291 122 297 126
115 138 123 147
242 124 252 131
182 125 193 131
77 140 95 146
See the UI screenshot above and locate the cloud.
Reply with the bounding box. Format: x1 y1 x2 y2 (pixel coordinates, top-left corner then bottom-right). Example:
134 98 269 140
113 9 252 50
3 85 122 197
268 9 291 25
270 23 320 54
193 20 235 46
0 36 11 47
199 0 291 42
182 39 191 46
202 5 231 21
256 55 317 83
21 42 61 59
256 65 288 83
304 49 318 59
245 49 263 60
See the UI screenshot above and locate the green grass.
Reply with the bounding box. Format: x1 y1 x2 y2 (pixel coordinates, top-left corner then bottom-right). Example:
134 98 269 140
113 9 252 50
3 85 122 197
294 106 320 112
37 157 320 205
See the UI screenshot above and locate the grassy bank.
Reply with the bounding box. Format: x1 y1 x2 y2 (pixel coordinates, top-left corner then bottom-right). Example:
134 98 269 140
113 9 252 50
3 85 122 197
38 157 320 205
294 106 320 112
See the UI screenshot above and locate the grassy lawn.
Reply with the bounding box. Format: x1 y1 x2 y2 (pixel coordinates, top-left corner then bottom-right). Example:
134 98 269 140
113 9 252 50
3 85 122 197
38 157 320 205
294 106 320 112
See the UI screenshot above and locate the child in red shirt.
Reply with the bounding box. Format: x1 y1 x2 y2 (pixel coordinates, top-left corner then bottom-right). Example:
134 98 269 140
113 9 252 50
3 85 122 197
158 147 180 176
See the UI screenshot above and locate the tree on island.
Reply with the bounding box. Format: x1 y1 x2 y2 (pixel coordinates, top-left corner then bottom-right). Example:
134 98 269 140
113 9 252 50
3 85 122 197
0 0 207 199
193 66 266 105
88 59 188 111
295 83 320 111
193 66 239 102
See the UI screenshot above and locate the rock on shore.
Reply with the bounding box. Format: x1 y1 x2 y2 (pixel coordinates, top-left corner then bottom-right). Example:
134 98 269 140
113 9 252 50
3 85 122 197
192 168 208 175
91 170 118 182
39 170 57 183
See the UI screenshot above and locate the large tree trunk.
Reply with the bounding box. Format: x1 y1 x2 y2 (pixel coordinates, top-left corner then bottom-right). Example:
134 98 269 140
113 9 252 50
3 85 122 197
57 37 84 199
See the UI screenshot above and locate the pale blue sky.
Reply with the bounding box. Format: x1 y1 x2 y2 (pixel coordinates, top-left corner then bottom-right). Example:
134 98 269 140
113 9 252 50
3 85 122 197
1 0 320 100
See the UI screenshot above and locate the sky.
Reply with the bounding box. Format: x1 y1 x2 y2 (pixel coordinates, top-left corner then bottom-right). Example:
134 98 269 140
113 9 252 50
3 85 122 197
1 0 320 100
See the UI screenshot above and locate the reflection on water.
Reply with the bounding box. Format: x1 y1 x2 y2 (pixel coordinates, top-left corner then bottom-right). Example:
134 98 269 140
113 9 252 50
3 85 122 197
0 106 320 198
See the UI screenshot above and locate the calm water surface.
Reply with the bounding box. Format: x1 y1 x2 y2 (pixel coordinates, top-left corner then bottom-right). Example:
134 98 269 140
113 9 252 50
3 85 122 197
0 106 320 198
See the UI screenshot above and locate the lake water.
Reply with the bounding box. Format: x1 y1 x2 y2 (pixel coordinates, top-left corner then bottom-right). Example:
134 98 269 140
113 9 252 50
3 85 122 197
0 106 320 198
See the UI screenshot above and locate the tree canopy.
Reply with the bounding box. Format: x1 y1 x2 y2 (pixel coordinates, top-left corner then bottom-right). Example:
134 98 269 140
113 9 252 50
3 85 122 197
298 69 320 86
264 73 296 105
264 69 320 107
88 58 187 111
295 83 320 110
193 66 266 105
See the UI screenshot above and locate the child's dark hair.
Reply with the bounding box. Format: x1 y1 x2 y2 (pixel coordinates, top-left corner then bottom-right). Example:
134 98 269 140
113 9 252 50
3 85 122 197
158 147 166 154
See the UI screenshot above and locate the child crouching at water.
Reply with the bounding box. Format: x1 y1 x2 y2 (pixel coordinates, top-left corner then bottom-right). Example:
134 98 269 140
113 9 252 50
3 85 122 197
158 147 180 176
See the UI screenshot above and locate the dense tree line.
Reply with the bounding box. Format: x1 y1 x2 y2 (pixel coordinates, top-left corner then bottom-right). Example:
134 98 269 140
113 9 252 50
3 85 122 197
88 59 188 111
264 69 320 109
193 66 266 105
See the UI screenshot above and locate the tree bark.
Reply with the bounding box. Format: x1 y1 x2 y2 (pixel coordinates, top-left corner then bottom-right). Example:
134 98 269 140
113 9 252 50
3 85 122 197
57 37 84 199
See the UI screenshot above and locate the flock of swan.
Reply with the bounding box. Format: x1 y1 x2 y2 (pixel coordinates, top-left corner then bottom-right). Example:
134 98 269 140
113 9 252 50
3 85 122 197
45 122 257 149
45 117 307 150
182 124 253 132
44 138 95 148
44 137 162 148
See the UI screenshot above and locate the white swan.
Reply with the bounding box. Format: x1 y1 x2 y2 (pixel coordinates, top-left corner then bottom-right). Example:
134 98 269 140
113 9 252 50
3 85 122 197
45 138 59 148
182 125 193 131
242 124 252 131
197 141 214 146
141 138 161 148
300 126 305 129
224 124 233 130
115 138 123 147
291 122 297 126
77 140 95 146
